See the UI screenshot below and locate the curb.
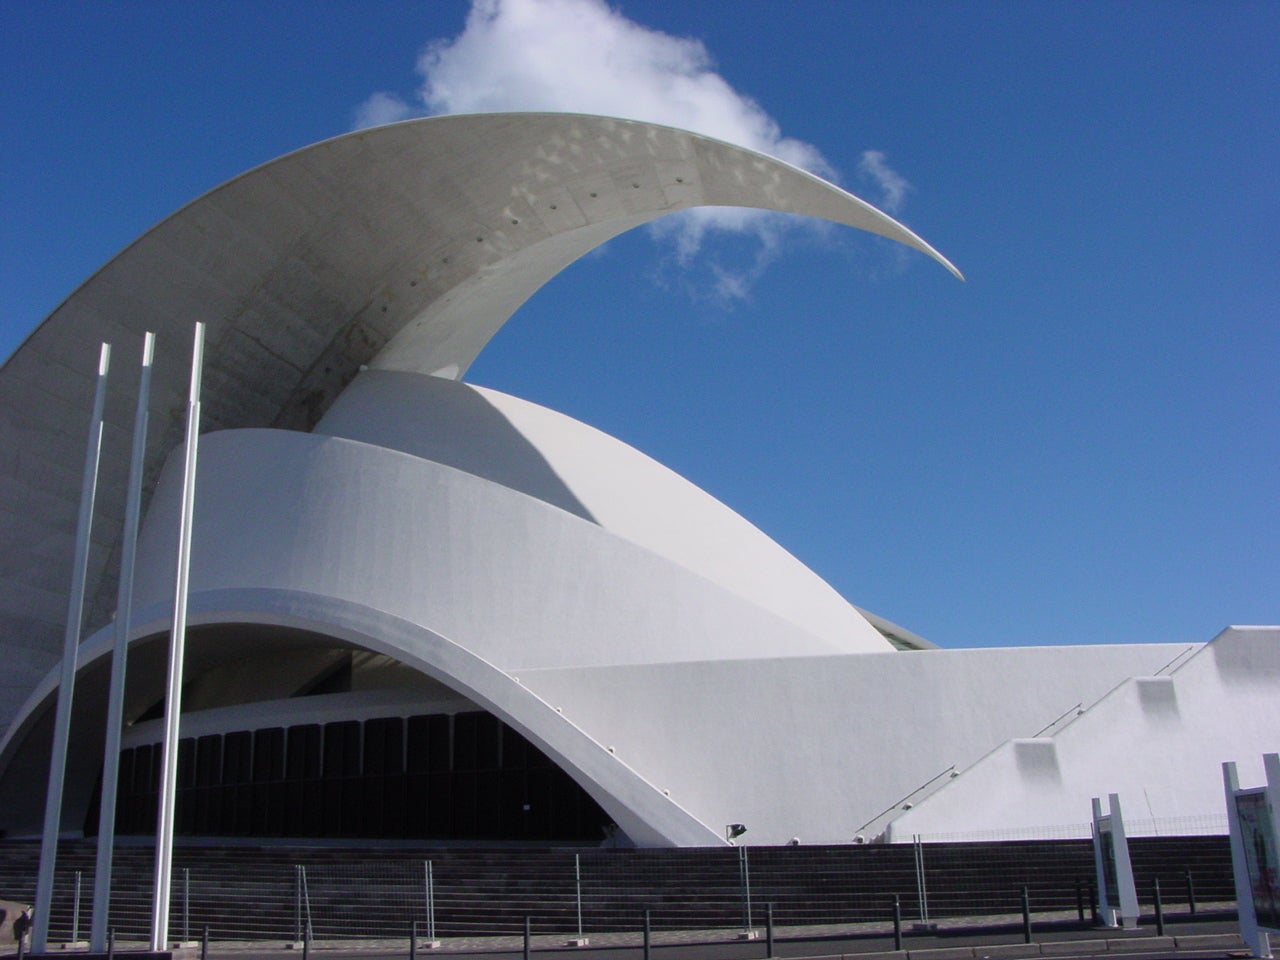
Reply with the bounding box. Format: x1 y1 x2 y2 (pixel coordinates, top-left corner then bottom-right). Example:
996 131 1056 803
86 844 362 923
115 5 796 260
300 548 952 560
786 930 1246 960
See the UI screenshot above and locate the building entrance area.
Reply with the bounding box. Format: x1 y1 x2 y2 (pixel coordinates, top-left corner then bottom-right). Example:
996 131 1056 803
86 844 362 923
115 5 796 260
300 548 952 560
94 709 612 843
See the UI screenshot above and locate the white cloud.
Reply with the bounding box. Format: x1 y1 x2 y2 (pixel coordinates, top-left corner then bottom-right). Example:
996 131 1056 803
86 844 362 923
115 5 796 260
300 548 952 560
410 0 829 177
353 91 417 130
353 0 869 300
857 150 911 215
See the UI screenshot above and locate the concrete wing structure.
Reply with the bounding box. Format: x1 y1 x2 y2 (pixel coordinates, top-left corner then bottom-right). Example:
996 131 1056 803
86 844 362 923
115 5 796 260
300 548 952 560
1 113 1274 850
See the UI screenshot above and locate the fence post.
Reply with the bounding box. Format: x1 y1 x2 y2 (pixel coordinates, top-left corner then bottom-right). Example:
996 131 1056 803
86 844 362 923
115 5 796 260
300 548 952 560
739 845 753 933
766 903 774 958
1089 879 1098 925
300 865 313 944
294 864 302 944
575 852 584 942
643 909 651 960
1153 878 1165 936
1021 886 1032 944
1184 870 1196 915
1075 879 1085 922
73 869 83 945
893 895 902 951
425 860 437 942
913 835 929 925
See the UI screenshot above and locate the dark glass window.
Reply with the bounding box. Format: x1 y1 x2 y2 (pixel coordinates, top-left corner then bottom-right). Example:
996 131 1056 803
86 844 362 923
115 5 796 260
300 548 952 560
195 736 221 787
453 713 477 771
363 717 403 776
253 728 284 783
501 723 528 769
286 724 322 781
109 709 610 842
323 721 361 779
223 731 252 785
177 738 196 789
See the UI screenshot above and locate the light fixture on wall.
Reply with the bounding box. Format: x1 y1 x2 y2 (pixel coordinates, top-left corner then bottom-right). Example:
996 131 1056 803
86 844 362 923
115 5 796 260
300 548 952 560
725 823 747 842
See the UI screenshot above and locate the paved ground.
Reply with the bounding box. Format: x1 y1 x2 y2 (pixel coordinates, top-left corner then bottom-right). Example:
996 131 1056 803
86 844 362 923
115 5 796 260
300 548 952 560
8 909 1258 960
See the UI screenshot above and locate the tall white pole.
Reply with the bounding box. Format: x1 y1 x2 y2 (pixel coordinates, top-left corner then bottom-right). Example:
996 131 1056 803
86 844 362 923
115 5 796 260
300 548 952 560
151 323 204 950
91 332 154 951
32 342 112 954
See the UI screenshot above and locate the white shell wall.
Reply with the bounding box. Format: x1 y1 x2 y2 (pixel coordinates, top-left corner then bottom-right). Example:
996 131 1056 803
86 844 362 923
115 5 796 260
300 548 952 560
130 427 869 673
314 371 890 655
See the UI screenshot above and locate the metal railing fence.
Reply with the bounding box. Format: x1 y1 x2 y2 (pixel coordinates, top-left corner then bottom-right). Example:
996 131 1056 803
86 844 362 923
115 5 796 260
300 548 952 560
0 834 1235 945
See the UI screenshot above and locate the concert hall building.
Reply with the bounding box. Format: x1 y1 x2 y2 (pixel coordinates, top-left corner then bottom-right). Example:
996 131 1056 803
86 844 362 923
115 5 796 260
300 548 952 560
0 114 1274 849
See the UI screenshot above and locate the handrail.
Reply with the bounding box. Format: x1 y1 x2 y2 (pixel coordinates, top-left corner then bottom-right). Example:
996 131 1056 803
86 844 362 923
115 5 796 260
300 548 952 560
854 764 957 839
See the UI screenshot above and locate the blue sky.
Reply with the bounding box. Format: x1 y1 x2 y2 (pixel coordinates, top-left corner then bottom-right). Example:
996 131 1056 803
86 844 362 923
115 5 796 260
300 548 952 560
2 1 1276 649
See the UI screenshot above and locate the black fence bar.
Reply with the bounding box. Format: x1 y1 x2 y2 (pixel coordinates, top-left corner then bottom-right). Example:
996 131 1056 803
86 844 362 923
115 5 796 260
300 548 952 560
1154 879 1165 936
1021 886 1032 944
893 895 903 951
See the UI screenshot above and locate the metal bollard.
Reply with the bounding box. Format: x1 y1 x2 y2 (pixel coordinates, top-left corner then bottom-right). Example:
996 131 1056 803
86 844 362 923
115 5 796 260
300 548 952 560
766 903 774 958
303 921 311 960
523 915 531 960
893 894 903 951
1185 870 1196 915
1076 879 1085 922
202 925 210 960
643 909 651 960
410 920 417 960
1021 886 1032 944
1153 878 1165 936
16 925 26 960
107 927 115 960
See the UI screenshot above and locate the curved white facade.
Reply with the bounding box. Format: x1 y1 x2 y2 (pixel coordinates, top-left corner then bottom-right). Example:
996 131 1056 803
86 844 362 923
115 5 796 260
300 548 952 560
0 113 1274 849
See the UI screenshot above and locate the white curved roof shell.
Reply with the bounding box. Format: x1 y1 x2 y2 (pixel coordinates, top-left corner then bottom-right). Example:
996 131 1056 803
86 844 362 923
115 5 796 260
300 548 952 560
0 112 957 736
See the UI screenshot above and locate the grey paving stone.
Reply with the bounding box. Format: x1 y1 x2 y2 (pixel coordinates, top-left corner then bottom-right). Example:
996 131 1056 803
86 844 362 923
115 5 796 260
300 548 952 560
1106 935 1175 952
1039 939 1108 955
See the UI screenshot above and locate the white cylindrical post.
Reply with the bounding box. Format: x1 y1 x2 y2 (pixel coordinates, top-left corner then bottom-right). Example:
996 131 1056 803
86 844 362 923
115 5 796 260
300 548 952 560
91 331 154 952
151 323 205 950
32 342 112 954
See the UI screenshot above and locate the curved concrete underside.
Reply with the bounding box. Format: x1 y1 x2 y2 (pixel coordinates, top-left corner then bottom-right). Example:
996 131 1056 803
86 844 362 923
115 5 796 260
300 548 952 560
0 112 959 737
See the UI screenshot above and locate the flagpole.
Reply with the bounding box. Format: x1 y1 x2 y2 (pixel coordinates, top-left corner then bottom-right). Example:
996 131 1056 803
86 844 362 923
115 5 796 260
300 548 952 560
151 323 204 950
91 332 154 951
32 342 112 954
